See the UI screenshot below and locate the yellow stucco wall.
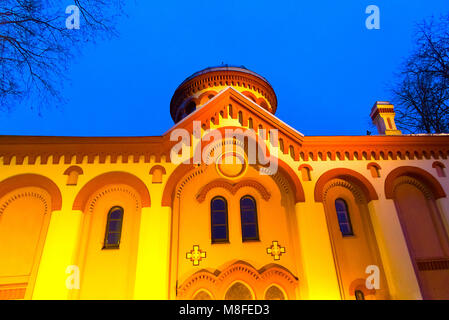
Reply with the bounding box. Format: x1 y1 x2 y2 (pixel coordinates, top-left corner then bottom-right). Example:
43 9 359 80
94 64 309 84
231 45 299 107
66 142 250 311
1 101 449 300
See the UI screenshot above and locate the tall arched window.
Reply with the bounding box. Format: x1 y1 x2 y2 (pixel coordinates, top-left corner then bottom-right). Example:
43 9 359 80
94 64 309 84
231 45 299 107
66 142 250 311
240 196 259 241
103 206 124 249
211 197 229 243
335 199 353 236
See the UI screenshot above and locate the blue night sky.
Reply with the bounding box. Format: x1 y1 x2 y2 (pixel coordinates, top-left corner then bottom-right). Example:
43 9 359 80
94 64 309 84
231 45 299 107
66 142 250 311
2 0 449 137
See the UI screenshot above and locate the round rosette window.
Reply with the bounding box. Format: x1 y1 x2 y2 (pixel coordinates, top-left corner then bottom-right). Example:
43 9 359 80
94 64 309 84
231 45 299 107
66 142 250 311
216 152 248 179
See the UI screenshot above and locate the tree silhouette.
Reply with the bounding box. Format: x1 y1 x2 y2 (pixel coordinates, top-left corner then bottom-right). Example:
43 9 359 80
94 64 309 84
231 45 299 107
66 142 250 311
0 0 124 111
391 14 449 134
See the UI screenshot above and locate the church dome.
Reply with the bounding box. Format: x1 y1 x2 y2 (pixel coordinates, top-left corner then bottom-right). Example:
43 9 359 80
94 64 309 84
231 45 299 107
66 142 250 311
170 65 278 123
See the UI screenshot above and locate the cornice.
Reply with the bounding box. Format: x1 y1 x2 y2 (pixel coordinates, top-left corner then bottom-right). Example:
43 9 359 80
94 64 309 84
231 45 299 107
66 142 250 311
1 108 449 165
0 136 171 165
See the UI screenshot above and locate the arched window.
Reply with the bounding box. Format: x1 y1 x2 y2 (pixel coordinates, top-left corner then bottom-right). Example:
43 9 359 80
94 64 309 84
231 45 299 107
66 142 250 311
211 197 229 243
238 111 244 126
248 117 254 129
225 282 253 300
265 285 286 300
103 206 124 249
193 290 213 300
335 199 353 236
240 196 259 241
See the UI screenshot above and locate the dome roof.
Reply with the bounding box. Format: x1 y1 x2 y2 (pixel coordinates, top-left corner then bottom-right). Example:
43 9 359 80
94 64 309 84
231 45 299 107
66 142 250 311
179 65 271 87
170 65 277 123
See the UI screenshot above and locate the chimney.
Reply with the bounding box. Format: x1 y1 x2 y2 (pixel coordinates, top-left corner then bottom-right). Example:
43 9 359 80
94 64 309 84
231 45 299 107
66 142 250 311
370 101 402 135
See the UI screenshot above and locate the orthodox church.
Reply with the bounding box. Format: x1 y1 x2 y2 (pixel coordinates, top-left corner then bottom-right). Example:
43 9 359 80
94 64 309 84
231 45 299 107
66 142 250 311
1 66 449 300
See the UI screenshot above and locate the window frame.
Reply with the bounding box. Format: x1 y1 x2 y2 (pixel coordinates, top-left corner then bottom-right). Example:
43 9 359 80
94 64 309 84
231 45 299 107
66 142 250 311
103 206 124 249
335 198 354 237
240 195 260 242
210 196 230 244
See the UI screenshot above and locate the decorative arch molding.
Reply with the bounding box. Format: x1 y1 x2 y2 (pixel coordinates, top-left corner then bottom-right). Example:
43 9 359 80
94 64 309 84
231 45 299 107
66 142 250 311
0 189 51 216
392 176 436 200
192 288 215 300
149 165 167 175
241 90 258 103
298 164 313 172
196 179 271 203
258 263 299 287
197 90 219 105
314 168 378 203
162 158 305 207
322 178 366 204
432 161 447 177
86 185 141 214
161 163 197 207
0 174 62 211
367 162 381 170
432 161 446 169
162 127 305 206
263 158 305 203
384 166 446 200
177 261 298 300
218 262 262 282
63 165 84 175
73 172 151 211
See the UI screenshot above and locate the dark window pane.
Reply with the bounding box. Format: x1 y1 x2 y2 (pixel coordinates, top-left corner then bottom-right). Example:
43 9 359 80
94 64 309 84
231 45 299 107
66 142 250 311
212 199 226 211
110 208 123 220
337 211 348 223
241 197 255 208
335 200 346 212
108 220 122 232
340 224 351 235
107 232 120 245
212 226 227 241
104 207 124 249
212 212 226 225
335 199 353 236
242 224 258 239
242 211 256 223
240 196 259 241
211 197 228 242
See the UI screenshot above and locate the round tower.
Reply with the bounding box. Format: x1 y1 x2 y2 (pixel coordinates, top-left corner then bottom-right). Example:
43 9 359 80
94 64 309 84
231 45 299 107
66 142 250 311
170 65 277 123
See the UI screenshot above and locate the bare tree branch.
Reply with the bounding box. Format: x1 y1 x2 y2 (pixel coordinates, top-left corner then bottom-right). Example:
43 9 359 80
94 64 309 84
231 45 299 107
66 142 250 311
390 14 449 134
0 0 125 111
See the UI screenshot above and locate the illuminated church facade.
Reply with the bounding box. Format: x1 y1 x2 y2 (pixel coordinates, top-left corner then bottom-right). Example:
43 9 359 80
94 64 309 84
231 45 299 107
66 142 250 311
1 66 449 300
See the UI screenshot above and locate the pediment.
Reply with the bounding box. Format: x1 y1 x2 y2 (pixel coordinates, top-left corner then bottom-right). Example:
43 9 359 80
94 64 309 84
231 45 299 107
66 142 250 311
163 87 304 161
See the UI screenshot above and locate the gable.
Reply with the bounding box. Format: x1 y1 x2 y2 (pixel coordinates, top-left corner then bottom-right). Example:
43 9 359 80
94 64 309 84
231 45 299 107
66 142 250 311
163 87 305 161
